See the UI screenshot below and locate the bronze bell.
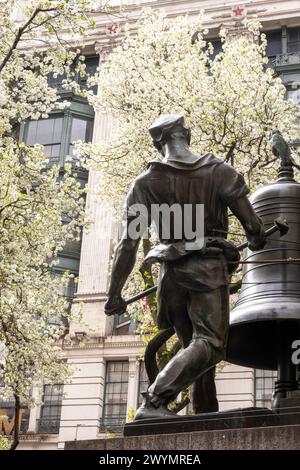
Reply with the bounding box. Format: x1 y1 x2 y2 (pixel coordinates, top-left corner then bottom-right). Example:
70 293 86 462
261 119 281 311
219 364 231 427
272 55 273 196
227 159 300 409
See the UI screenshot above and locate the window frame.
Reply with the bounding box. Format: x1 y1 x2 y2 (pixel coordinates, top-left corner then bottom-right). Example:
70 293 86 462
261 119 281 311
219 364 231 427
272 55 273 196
101 360 129 433
20 95 94 168
0 396 30 435
254 369 277 409
38 383 64 434
287 27 300 54
286 85 300 104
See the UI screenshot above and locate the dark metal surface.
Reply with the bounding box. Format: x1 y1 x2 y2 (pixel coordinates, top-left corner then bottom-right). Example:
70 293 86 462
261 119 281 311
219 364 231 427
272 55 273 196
227 176 300 370
123 406 300 437
105 114 266 418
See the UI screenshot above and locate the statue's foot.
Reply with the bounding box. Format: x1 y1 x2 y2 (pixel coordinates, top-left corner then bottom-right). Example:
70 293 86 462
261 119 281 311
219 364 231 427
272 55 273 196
134 392 177 421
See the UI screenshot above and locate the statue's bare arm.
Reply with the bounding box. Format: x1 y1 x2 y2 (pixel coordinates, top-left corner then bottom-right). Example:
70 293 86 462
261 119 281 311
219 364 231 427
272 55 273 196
104 236 140 316
229 196 266 250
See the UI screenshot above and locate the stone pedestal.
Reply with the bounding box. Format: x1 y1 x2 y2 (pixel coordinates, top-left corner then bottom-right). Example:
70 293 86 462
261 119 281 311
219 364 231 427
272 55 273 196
275 390 300 411
65 407 300 450
123 406 293 436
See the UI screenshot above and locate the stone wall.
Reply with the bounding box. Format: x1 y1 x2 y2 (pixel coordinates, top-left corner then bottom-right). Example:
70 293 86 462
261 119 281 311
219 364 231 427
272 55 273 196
65 424 300 450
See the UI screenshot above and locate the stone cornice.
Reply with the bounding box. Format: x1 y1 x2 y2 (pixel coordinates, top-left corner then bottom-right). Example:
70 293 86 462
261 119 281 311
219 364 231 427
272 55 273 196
84 0 300 55
15 433 58 441
62 334 144 350
73 292 107 303
63 341 144 350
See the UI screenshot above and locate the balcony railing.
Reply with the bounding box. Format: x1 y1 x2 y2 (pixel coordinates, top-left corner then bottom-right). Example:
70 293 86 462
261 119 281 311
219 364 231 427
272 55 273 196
37 418 60 434
99 416 125 433
275 52 300 67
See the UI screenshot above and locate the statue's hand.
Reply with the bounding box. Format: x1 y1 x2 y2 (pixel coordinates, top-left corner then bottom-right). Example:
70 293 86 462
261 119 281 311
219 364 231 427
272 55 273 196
245 218 266 252
204 239 224 256
248 235 266 251
247 227 266 251
104 295 127 316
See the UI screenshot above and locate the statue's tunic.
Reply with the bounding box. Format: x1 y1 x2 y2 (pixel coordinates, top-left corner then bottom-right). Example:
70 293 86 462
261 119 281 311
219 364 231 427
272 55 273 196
124 153 249 329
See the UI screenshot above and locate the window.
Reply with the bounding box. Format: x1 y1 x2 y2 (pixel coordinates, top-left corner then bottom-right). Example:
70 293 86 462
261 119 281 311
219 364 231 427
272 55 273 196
26 115 63 164
69 116 93 157
113 309 138 335
22 55 97 166
80 56 99 94
23 106 94 167
255 369 277 408
101 361 129 432
38 384 63 434
137 361 149 407
0 397 30 436
209 39 223 60
22 104 93 303
287 87 300 104
265 30 282 61
113 310 131 335
62 275 77 300
48 55 99 94
288 27 300 53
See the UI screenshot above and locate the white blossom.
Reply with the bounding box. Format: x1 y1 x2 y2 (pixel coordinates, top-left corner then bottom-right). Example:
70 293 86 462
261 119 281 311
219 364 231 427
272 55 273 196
83 11 300 204
0 0 99 412
80 10 300 331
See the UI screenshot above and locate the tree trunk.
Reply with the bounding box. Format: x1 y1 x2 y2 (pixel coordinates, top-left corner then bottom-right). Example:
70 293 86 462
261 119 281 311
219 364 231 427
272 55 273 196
9 394 20 451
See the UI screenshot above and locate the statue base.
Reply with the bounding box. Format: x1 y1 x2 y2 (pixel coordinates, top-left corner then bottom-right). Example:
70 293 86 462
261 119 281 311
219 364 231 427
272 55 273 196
274 389 300 411
65 406 300 450
123 406 299 436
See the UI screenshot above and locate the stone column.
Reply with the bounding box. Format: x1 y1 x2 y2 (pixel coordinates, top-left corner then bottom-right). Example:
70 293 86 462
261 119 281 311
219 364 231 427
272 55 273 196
70 111 118 336
98 357 106 422
282 26 288 55
27 387 40 433
126 357 139 419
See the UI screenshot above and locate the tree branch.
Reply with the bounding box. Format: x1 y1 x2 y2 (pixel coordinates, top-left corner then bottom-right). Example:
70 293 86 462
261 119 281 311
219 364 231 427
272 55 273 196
0 7 58 73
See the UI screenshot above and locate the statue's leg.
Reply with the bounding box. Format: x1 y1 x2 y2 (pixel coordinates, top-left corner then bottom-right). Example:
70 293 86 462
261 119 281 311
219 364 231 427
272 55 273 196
169 304 219 413
168 303 192 349
148 286 229 408
191 367 218 413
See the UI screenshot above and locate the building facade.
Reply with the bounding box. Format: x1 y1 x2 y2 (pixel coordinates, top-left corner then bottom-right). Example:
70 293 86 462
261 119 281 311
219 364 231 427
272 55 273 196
1 0 300 449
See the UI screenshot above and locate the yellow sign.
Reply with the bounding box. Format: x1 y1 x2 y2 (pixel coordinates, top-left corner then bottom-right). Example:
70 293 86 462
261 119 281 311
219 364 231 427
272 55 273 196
0 409 25 436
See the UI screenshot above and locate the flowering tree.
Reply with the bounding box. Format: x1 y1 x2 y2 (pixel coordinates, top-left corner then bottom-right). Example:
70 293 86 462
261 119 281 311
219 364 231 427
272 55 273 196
85 8 300 283
86 10 300 201
80 9 300 410
0 0 116 450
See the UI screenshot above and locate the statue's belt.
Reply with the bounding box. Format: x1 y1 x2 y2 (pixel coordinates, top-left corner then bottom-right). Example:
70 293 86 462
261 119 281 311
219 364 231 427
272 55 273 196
143 236 240 266
125 218 288 309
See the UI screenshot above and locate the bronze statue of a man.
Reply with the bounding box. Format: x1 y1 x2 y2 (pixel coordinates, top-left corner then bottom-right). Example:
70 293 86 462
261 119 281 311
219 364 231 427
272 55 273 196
104 115 266 420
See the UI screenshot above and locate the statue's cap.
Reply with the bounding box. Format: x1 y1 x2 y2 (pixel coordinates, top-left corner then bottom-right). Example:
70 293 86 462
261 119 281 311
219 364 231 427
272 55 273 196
148 114 186 142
